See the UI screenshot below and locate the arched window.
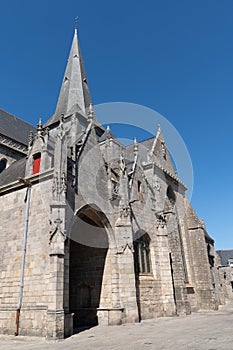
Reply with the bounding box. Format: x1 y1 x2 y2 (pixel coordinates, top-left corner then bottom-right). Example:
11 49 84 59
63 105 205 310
134 233 152 274
33 153 41 174
137 180 144 201
0 158 7 173
167 185 176 204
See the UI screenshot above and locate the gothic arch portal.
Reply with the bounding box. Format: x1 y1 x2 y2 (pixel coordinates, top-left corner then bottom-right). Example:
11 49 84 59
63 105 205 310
69 204 118 331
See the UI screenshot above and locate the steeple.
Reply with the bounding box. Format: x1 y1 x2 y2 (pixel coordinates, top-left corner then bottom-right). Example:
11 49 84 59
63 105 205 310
45 27 92 127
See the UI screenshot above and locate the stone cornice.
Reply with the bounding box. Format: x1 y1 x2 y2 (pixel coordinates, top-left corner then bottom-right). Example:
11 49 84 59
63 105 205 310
99 136 123 148
188 226 214 243
0 133 28 155
0 169 53 195
188 226 204 231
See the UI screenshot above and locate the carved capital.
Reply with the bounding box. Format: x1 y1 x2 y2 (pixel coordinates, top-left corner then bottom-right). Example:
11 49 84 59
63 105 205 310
110 180 119 201
49 194 66 256
156 214 167 228
120 204 130 218
153 179 161 192
49 218 66 244
61 171 67 194
52 172 59 199
52 171 67 200
117 237 134 254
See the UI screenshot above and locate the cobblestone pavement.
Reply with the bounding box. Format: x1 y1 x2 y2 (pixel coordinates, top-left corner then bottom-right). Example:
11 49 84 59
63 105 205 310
1 301 233 350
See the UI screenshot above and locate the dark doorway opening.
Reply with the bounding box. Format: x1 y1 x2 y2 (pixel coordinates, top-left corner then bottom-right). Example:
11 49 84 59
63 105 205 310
69 205 109 333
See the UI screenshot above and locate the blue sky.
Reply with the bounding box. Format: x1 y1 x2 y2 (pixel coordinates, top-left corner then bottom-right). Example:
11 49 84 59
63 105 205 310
0 0 232 249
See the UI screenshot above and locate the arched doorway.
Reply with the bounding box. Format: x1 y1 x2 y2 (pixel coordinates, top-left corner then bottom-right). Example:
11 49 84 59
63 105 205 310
69 204 110 331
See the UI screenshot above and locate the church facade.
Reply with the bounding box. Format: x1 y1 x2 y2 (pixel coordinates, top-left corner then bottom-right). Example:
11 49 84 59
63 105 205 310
0 29 223 339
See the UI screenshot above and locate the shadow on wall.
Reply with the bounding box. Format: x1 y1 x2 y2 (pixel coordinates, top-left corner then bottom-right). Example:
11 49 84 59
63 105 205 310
69 205 109 332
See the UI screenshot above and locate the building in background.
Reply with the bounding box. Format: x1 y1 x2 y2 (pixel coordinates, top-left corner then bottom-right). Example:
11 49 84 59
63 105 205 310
0 28 224 339
216 250 233 301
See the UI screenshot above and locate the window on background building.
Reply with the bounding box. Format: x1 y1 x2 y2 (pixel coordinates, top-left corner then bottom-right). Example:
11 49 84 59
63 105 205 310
167 185 176 204
0 158 7 173
207 243 215 268
134 233 152 274
33 153 41 174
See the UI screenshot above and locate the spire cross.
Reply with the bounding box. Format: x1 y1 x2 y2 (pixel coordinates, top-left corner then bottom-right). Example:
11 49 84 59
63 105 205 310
75 17 78 31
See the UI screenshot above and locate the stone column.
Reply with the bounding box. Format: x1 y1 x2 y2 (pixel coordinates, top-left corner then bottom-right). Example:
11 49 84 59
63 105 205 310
114 223 139 323
188 227 217 310
113 153 139 323
166 212 191 315
46 201 67 339
154 218 176 316
114 200 139 323
46 253 65 339
46 117 72 339
109 247 123 325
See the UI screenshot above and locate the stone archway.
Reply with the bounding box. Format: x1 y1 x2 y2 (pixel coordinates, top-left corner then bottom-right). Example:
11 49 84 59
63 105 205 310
69 204 112 331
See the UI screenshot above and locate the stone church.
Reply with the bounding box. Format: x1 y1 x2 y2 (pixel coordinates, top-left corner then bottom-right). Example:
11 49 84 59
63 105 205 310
0 28 222 339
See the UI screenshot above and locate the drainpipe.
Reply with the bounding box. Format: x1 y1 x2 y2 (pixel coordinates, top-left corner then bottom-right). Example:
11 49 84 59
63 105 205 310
212 267 221 306
15 179 31 336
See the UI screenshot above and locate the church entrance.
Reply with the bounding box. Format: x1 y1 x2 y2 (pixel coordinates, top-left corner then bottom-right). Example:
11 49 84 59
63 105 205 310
69 205 109 331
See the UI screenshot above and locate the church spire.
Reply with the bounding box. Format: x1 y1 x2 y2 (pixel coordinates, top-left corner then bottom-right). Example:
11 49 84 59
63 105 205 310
45 26 92 127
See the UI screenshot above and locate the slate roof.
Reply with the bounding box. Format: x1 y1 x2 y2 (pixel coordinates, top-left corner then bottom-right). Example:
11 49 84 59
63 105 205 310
217 250 233 267
0 108 36 146
0 157 26 187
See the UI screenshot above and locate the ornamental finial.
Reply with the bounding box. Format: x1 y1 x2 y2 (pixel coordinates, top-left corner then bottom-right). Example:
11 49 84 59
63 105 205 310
28 130 33 147
37 118 43 136
88 103 94 119
133 137 138 155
